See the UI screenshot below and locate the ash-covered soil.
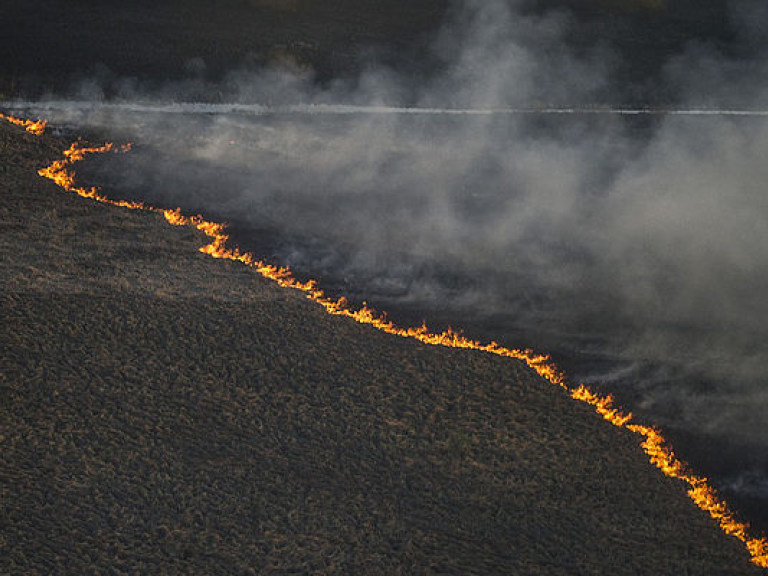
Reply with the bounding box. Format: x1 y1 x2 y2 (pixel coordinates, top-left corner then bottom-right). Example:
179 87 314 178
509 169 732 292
1 124 763 574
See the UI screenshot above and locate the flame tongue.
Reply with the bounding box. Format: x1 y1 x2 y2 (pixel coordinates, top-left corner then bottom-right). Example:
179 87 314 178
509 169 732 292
4 113 767 569
36 141 138 207
0 112 47 135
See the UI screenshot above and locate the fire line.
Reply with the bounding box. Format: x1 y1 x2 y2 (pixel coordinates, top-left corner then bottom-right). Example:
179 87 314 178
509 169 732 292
0 111 47 135
4 113 767 569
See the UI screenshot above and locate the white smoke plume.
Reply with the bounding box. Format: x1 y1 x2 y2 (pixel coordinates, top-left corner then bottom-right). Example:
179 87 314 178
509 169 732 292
6 0 768 524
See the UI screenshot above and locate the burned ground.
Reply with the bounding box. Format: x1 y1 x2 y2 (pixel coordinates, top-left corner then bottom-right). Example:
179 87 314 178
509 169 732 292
0 0 742 102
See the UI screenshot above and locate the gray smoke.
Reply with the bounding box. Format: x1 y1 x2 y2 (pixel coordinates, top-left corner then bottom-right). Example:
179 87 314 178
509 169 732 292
8 0 768 521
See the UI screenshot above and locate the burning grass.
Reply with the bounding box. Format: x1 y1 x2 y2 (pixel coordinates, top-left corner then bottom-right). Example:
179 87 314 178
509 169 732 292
0 112 46 135
1 115 765 573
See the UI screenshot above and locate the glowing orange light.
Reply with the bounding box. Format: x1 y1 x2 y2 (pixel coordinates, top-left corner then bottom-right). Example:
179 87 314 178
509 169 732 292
0 112 47 135
5 110 765 569
36 141 142 209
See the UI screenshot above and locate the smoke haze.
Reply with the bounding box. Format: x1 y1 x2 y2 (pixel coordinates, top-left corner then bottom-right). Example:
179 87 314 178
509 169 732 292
8 0 768 529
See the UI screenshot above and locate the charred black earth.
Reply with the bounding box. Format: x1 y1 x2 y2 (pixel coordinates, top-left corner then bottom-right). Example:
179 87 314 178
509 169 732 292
0 0 746 103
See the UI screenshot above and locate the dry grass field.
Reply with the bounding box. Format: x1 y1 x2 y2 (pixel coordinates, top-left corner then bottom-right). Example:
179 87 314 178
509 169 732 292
1 122 763 573
1 0 765 572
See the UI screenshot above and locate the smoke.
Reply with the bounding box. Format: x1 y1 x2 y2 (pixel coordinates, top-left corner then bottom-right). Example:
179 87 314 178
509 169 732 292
7 0 768 524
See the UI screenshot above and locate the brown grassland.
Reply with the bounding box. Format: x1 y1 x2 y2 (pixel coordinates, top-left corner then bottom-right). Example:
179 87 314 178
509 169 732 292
1 0 765 572
1 121 764 573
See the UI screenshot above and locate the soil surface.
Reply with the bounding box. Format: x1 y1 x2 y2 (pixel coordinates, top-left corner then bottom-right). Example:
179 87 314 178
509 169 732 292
1 120 763 573
1 1 765 573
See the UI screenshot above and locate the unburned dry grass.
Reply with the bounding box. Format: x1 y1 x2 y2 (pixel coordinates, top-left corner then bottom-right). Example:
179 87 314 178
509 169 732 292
0 122 762 574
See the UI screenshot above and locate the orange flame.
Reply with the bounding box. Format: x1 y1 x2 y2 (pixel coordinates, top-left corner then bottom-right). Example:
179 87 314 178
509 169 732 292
7 114 766 569
0 112 47 135
36 141 141 209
